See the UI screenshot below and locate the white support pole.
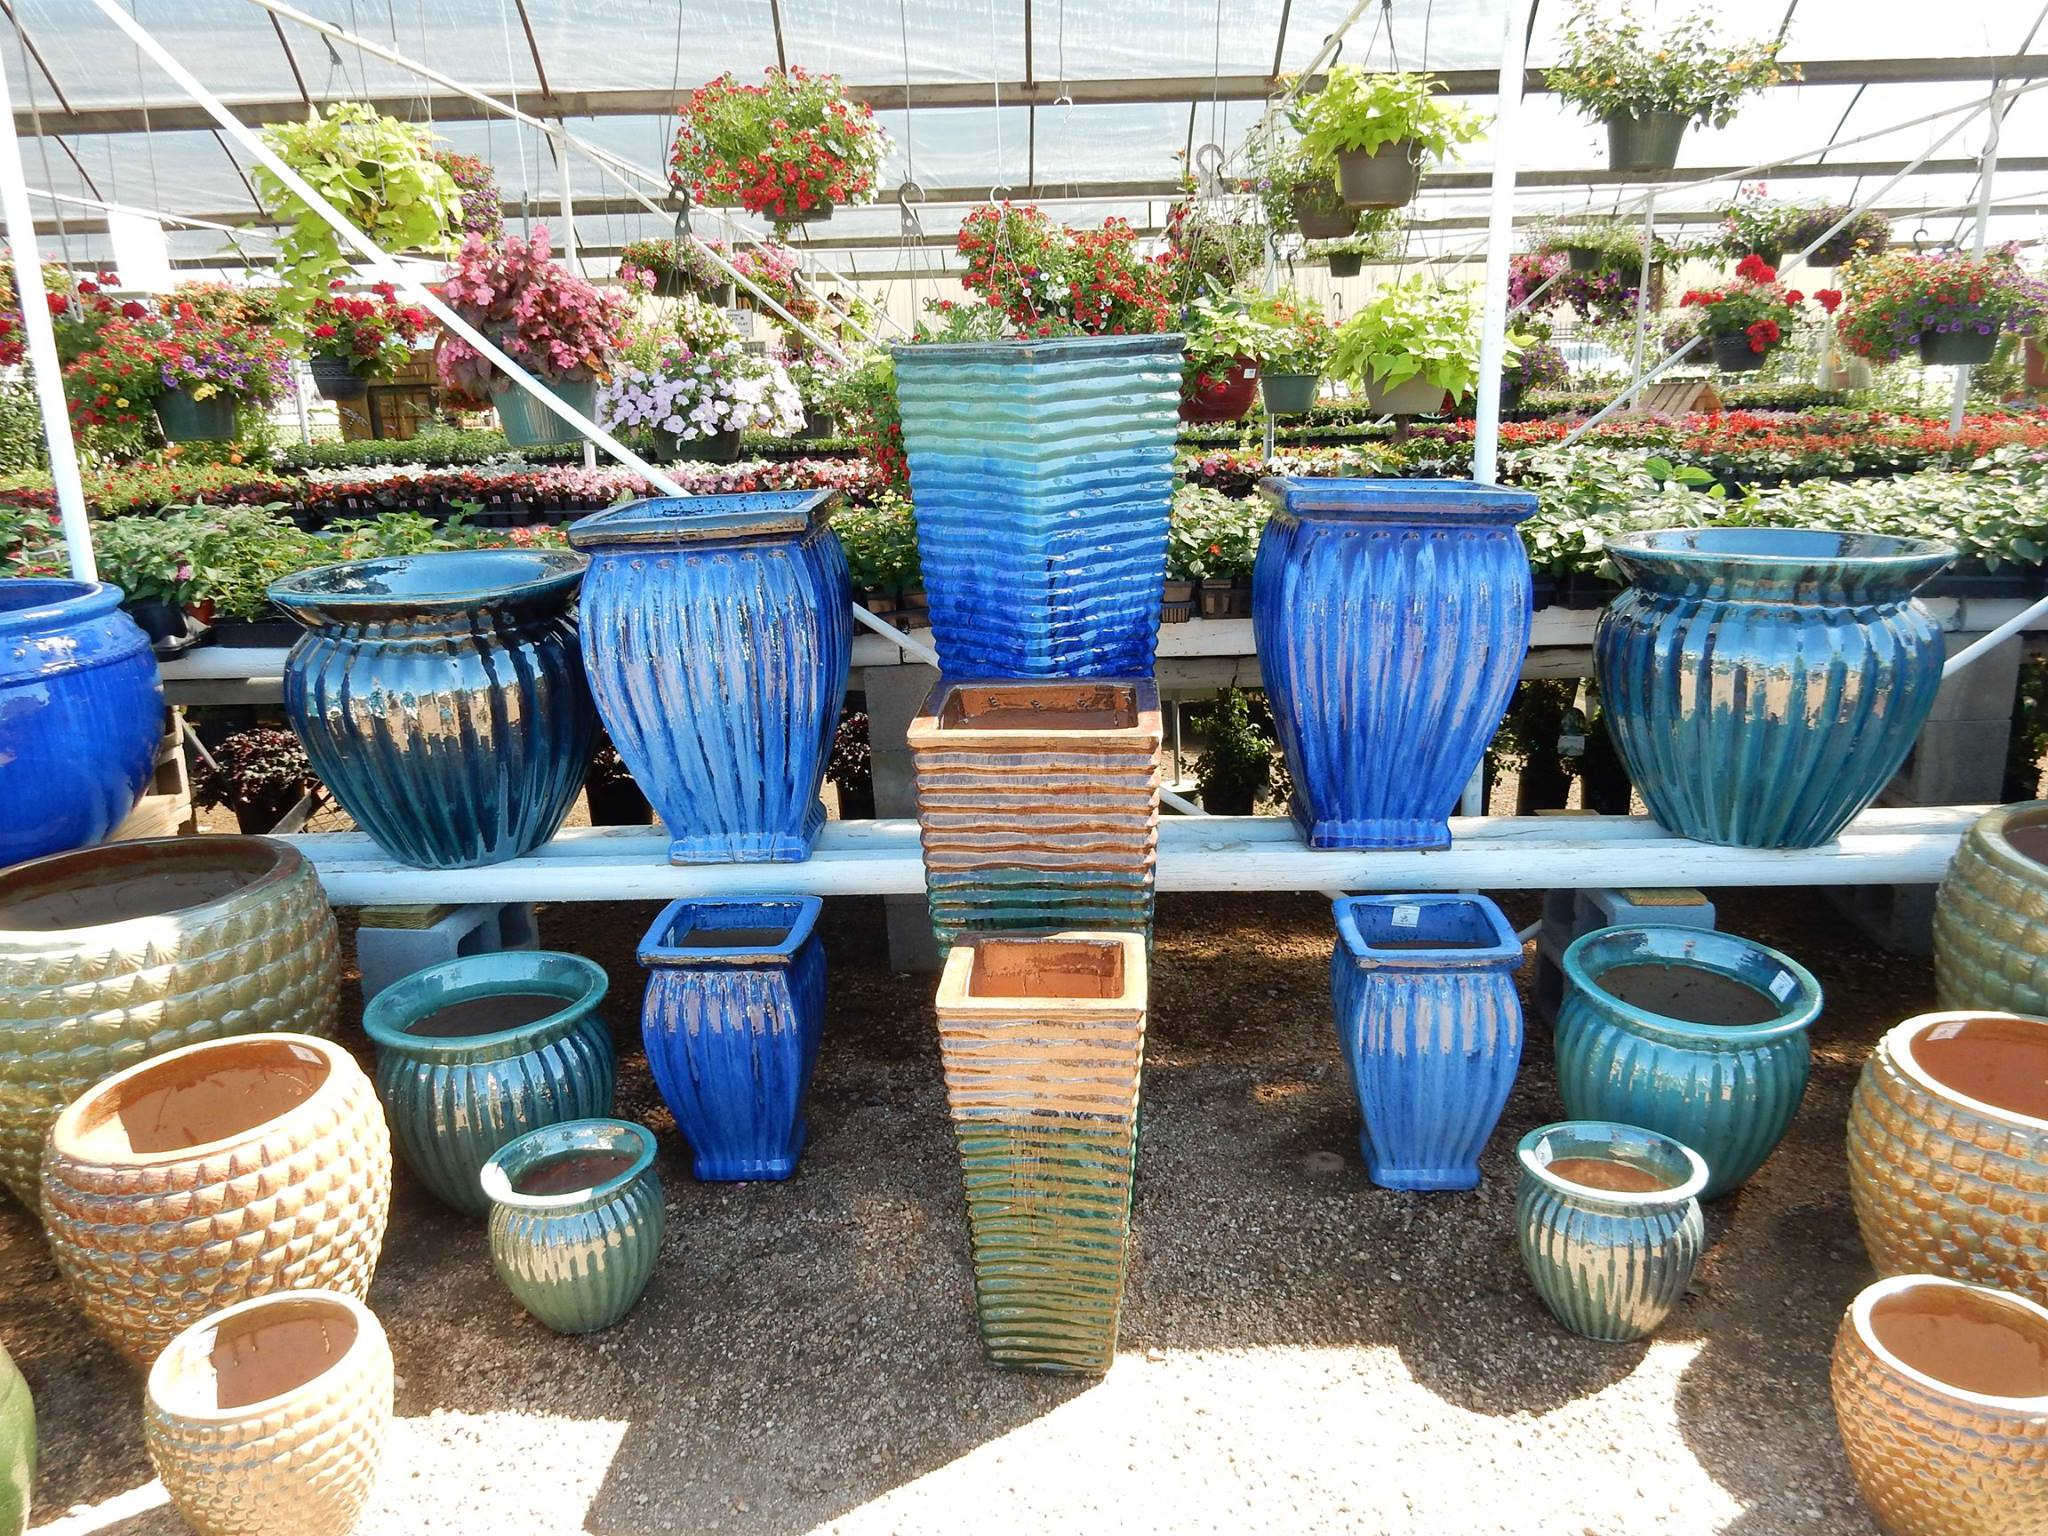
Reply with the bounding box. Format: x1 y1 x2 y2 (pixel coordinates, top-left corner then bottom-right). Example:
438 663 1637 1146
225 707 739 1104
1627 195 1655 411
1952 86 2007 438
1943 590 2048 679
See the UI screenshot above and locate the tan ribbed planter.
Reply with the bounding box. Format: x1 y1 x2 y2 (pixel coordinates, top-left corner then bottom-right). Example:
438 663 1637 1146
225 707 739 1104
1832 1274 2048 1536
0 836 341 1209
146 1290 392 1536
1847 1012 2048 1305
1934 802 2048 1015
41 1033 391 1366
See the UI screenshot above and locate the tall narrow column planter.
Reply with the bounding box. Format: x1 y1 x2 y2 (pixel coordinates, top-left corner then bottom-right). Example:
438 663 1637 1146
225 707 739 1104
1932 802 2048 1015
1253 477 1535 850
935 933 1147 1373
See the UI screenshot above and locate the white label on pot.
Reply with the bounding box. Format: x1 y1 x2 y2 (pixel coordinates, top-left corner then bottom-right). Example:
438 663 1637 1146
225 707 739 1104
1927 1020 1967 1041
1531 1138 1554 1167
1391 904 1421 929
1558 732 1586 757
1770 971 1796 1001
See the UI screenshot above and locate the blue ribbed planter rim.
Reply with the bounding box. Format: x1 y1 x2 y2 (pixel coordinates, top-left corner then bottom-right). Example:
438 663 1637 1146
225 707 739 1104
638 894 823 968
1517 1120 1710 1209
568 489 840 549
890 333 1186 366
269 549 586 621
480 1117 657 1210
362 949 609 1057
1333 893 1523 969
0 578 123 633
1562 923 1822 1049
1258 476 1538 525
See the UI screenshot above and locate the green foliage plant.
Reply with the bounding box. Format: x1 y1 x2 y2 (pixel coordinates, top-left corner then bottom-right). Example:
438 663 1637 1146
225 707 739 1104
1292 68 1486 160
1546 1 1795 128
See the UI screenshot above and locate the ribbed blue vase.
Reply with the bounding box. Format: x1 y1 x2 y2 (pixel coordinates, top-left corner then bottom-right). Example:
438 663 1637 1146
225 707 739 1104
893 335 1183 677
271 551 595 869
362 950 615 1214
637 897 826 1181
1331 894 1526 1190
569 492 851 864
1597 528 1953 848
1557 925 1822 1199
1253 478 1535 850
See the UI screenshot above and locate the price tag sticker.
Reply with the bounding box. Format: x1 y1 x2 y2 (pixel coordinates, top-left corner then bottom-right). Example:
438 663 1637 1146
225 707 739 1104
1558 732 1586 757
1391 904 1421 929
1769 971 1796 1001
1928 1020 1967 1041
1531 1137 1554 1168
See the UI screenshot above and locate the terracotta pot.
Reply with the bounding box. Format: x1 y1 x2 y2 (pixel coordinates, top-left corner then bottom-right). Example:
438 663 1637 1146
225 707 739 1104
0 836 341 1210
1933 802 2048 1015
1831 1274 2048 1536
41 1033 391 1365
0 1342 30 1536
145 1290 393 1536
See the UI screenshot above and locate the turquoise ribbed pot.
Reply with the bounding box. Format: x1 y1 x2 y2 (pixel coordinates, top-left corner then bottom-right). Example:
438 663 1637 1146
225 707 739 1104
363 951 615 1215
483 1118 664 1334
0 1340 31 1536
1556 925 1821 1199
1516 1121 1709 1342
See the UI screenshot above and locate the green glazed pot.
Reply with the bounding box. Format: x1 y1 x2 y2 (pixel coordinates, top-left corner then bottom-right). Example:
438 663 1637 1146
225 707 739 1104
0 1342 30 1536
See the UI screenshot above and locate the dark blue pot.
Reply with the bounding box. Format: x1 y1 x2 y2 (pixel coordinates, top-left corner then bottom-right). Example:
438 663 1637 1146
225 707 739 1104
1253 478 1535 849
637 897 825 1181
1331 894 1526 1190
569 492 851 864
271 551 596 869
1597 529 1953 848
0 580 162 867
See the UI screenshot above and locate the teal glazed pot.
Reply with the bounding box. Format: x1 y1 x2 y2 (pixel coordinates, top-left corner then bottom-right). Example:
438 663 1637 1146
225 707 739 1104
482 1118 663 1334
1516 1121 1709 1342
363 951 614 1214
1557 925 1822 1199
0 1340 30 1536
493 376 597 448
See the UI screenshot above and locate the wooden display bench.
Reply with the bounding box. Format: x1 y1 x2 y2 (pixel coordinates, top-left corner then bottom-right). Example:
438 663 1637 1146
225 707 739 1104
111 707 196 843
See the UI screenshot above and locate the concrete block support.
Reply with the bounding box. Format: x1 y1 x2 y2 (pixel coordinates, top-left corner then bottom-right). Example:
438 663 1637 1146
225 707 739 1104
355 901 540 1001
860 662 943 974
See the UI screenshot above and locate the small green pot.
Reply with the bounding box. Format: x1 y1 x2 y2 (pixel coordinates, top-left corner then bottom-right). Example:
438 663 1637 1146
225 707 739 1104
1260 373 1321 416
0 1341 30 1536
494 378 597 448
154 388 237 443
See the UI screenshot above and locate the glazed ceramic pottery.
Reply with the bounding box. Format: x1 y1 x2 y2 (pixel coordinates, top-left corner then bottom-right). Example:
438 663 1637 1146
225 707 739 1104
145 1290 393 1536
1556 925 1822 1199
482 1118 663 1333
1330 894 1526 1191
569 491 851 864
0 1342 30 1536
908 678 1164 946
1515 1121 1709 1342
1253 477 1535 850
935 932 1147 1373
638 897 825 1181
1932 803 2048 1015
0 836 341 1209
892 335 1182 678
1596 528 1953 848
41 1033 392 1365
362 950 615 1214
272 550 596 870
1848 1012 2048 1304
0 578 162 867
1831 1274 2048 1536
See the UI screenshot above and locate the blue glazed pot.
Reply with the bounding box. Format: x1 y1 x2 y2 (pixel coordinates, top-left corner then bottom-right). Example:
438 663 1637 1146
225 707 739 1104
1597 528 1953 848
1557 924 1822 1199
893 335 1183 678
1331 894 1527 1190
271 550 596 869
362 950 615 1214
1516 1120 1709 1342
637 896 825 1181
569 492 851 864
0 580 162 867
482 1118 663 1334
1253 478 1535 850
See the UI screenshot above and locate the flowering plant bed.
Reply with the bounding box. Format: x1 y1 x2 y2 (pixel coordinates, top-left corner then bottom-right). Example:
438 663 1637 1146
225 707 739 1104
1838 250 2048 364
669 67 887 229
302 283 435 380
955 203 1177 337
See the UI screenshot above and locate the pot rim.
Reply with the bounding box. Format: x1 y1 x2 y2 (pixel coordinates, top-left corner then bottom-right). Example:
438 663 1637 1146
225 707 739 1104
1605 526 1956 575
146 1288 379 1424
268 549 586 618
890 332 1186 367
1517 1119 1710 1208
1975 800 2048 880
935 930 1149 1017
0 835 302 949
637 894 822 967
1849 1273 2048 1411
1333 892 1524 968
479 1116 657 1211
1889 1010 2048 1134
362 950 609 1057
0 577 125 636
908 677 1164 747
1259 475 1537 526
1561 924 1822 1047
567 488 840 549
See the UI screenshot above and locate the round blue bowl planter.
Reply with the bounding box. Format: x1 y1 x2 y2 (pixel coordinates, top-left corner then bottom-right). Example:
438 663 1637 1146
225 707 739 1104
362 950 615 1215
271 550 596 869
1253 478 1536 850
1556 925 1822 1199
892 335 1183 678
0 580 162 867
482 1118 663 1334
637 896 826 1181
1331 894 1527 1190
1596 528 1954 848
569 492 851 864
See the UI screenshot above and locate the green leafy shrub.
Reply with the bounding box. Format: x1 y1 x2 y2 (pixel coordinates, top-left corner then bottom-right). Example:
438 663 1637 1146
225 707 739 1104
1292 68 1485 159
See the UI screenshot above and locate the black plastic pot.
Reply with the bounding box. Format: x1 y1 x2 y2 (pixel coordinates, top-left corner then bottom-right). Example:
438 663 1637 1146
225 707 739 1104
1712 333 1770 373
1918 322 2001 367
1560 573 1624 610
1162 579 1197 625
1566 246 1605 274
1291 186 1357 241
309 356 371 400
1604 110 1688 173
1529 574 1559 613
1921 557 2040 599
211 616 301 649
1326 250 1364 279
123 597 186 644
1336 140 1422 208
654 427 744 463
833 778 876 820
652 270 692 300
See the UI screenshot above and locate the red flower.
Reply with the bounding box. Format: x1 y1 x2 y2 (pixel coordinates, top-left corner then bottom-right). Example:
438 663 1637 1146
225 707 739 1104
120 300 147 319
1814 289 1843 314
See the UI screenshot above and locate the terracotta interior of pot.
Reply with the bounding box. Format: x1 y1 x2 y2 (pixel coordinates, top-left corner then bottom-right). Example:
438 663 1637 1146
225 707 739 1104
0 843 274 932
1870 1284 2048 1399
1530 1128 1690 1196
1351 899 1499 953
406 990 569 1038
1543 1155 1679 1195
2003 816 2048 871
159 1298 360 1414
651 899 801 952
70 1039 328 1158
939 683 1138 733
969 938 1127 1001
1595 961 1784 1028
513 1148 640 1197
1908 1015 2048 1121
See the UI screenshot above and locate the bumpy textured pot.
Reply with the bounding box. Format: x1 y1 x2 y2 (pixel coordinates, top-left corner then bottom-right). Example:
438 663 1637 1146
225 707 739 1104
0 836 341 1209
1179 357 1258 423
1847 1012 2048 1304
0 1342 30 1536
272 550 596 870
1920 322 2001 367
1261 372 1320 416
1605 109 1688 173
1933 803 2048 1015
1515 1121 1709 1342
1557 925 1821 1199
936 933 1147 1373
482 1118 663 1333
0 579 161 867
155 388 236 443
1831 1274 2048 1536
1596 529 1953 848
908 679 1163 945
569 491 851 864
41 1033 392 1365
1331 894 1526 1190
638 897 825 1180
493 376 596 448
1336 140 1422 207
1253 477 1534 850
145 1290 392 1536
362 950 615 1214
893 334 1183 678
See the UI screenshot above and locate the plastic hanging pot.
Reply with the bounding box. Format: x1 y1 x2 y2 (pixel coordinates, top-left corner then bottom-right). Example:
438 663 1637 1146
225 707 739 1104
1711 333 1770 373
1180 357 1260 424
653 427 743 463
1260 373 1321 417
309 356 371 401
1918 321 2001 367
1326 250 1364 279
1291 185 1357 241
493 377 596 448
1336 140 1422 209
1604 110 1689 174
1565 246 1605 273
155 388 237 443
1364 373 1450 417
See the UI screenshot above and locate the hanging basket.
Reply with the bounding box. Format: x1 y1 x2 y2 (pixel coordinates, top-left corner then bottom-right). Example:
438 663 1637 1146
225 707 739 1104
1179 357 1259 424
1260 373 1320 417
1326 250 1364 279
493 378 596 448
309 355 372 401
1565 246 1605 274
1604 110 1689 173
155 388 237 444
653 427 744 463
1290 186 1357 241
1711 333 1771 373
1336 140 1422 209
1917 321 2001 367
1364 373 1450 417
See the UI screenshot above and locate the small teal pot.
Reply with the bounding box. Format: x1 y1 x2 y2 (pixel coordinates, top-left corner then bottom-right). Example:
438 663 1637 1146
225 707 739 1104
1516 1120 1709 1342
1557 925 1822 1199
482 1118 663 1334
363 951 614 1214
493 377 597 448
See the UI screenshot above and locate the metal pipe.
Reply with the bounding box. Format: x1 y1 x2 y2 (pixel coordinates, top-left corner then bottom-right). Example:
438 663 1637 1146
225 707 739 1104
1951 84 2006 438
1472 0 1531 488
1943 593 2048 678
